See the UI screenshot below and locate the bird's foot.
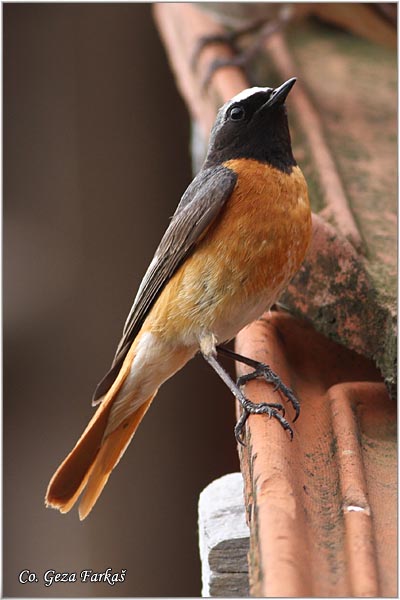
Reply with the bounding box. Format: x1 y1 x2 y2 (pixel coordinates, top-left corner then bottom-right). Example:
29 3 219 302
237 363 300 422
205 347 299 446
235 397 293 446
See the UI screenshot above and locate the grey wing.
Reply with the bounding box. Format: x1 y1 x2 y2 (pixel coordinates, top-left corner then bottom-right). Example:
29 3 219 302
92 165 237 403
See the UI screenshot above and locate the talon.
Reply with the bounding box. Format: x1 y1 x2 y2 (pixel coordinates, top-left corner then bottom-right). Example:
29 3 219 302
237 363 300 422
235 396 293 443
272 412 294 440
237 374 248 388
257 402 285 418
211 347 300 443
235 430 247 447
234 408 249 446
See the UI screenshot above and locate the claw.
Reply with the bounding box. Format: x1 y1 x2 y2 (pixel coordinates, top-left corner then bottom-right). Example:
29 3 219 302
237 363 300 422
256 401 285 418
270 409 293 440
205 348 297 447
235 430 247 447
235 398 294 446
292 404 300 422
234 410 249 446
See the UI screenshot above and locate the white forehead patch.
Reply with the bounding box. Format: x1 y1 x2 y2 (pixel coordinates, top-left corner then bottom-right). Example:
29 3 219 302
229 86 272 105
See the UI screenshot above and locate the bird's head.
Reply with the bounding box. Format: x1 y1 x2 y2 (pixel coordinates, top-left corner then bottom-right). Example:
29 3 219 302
205 78 297 173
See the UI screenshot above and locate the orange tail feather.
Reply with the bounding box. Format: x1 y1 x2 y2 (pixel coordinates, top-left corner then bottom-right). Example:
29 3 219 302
78 396 154 520
45 394 154 518
45 333 154 518
45 397 113 514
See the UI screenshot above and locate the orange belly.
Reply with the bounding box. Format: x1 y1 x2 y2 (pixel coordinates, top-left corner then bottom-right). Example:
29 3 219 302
144 159 312 346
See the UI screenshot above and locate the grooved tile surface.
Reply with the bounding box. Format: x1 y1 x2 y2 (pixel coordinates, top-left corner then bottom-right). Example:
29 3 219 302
235 312 396 597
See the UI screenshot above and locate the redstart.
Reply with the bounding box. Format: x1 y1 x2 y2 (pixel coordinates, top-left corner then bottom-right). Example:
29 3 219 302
46 78 312 520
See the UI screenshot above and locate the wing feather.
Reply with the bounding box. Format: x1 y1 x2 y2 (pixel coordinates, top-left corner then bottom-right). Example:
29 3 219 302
92 165 237 403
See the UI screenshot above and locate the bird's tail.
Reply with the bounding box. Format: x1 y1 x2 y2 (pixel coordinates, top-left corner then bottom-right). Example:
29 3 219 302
45 339 155 520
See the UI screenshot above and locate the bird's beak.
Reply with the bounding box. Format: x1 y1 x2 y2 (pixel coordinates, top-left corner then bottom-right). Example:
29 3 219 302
262 77 297 110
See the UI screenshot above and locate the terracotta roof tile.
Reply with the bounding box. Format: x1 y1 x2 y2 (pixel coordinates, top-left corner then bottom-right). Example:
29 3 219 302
236 312 396 597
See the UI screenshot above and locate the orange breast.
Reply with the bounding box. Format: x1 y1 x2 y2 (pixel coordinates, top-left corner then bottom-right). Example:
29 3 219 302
146 159 312 345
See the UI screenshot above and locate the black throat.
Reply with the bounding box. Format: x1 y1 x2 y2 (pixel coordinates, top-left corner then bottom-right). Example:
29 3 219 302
204 104 297 174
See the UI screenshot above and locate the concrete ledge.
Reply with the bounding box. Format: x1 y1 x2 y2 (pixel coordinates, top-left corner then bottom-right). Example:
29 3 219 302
198 473 249 597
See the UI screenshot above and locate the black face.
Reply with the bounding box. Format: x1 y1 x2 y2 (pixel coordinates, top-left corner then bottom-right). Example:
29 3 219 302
204 83 296 174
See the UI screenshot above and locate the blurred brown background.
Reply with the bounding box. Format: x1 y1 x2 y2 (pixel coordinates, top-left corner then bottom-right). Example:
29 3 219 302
4 4 238 596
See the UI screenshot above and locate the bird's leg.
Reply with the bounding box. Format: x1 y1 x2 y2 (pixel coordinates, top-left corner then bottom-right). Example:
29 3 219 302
217 345 300 421
192 9 292 89
202 351 293 446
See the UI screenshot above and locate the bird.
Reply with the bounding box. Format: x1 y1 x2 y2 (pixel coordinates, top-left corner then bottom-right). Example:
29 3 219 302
45 78 312 520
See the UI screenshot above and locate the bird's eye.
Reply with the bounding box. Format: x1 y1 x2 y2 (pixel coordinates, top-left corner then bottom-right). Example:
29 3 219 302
229 106 245 121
